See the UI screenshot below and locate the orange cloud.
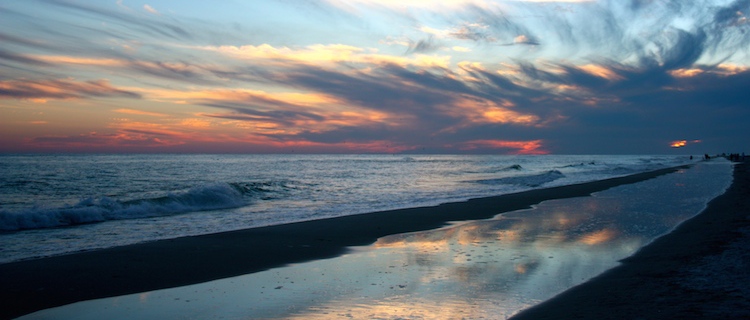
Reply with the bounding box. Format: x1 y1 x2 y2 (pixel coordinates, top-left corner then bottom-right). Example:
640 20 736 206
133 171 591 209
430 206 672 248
716 64 749 75
134 87 398 135
669 68 704 78
446 97 540 129
670 139 701 148
458 139 548 154
32 55 127 67
670 64 750 78
670 140 687 148
259 138 413 153
578 64 623 81
114 109 169 117
29 130 186 150
136 88 340 107
201 43 451 69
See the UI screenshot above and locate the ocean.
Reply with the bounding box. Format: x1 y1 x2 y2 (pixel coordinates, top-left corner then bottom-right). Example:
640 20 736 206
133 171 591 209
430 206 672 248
0 154 700 263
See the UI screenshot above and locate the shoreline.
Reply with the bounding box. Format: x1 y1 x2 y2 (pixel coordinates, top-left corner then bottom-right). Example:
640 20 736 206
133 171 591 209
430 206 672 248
0 165 692 319
511 160 750 319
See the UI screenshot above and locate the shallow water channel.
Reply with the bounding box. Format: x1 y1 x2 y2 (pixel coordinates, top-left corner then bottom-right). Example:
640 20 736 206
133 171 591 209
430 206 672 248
20 160 732 320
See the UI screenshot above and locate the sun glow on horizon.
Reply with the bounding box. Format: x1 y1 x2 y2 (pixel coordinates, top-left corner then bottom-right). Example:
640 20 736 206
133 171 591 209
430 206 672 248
0 0 748 153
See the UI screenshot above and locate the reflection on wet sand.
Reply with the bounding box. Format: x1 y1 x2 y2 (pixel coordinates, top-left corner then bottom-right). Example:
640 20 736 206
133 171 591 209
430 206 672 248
281 163 730 319
19 162 732 320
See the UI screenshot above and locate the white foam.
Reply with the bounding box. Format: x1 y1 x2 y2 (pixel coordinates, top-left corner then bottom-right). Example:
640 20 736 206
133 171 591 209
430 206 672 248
0 183 249 231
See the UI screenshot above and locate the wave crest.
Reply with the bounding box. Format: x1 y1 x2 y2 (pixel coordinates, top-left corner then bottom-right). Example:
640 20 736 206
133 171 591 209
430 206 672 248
0 183 254 231
474 170 565 187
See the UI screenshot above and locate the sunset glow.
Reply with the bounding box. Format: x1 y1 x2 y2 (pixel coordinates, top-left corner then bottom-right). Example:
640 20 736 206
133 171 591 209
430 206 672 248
671 140 688 148
1 1 748 153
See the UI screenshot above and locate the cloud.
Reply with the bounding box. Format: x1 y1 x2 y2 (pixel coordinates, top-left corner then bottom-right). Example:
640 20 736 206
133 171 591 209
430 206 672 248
3 0 750 154
457 139 548 154
113 108 168 117
202 43 452 69
173 22 750 153
670 139 702 148
0 79 141 100
201 106 326 128
143 4 159 15
0 32 55 51
25 55 231 86
233 62 556 152
405 37 441 54
323 0 494 13
130 86 395 136
0 50 51 68
670 140 688 148
510 35 539 46
32 55 127 67
40 0 192 41
449 22 496 42
30 130 186 150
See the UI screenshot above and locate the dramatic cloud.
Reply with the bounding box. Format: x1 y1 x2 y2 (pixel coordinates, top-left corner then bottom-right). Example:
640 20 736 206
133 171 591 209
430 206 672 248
0 0 748 153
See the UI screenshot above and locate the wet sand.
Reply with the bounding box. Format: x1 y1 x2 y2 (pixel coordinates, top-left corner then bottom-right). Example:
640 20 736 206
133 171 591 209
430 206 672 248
511 160 750 319
0 165 687 320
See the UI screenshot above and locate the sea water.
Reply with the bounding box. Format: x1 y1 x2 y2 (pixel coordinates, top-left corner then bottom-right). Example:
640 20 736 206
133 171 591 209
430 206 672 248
0 154 697 263
16 158 734 320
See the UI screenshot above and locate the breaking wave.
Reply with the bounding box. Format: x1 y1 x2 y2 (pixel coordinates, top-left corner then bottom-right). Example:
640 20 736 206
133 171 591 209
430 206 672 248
474 170 565 187
0 182 282 231
501 164 524 171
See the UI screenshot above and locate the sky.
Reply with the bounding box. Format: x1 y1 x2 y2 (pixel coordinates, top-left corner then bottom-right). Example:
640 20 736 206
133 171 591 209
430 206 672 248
1 0 748 154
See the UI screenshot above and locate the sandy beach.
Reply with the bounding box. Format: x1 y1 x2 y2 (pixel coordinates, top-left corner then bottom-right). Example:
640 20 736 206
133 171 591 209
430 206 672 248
512 160 750 319
1 161 747 319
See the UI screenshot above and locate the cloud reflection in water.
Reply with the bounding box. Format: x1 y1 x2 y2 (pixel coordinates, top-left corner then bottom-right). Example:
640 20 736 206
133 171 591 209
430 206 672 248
20 161 732 320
